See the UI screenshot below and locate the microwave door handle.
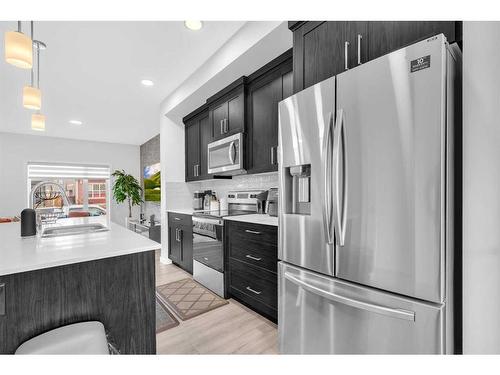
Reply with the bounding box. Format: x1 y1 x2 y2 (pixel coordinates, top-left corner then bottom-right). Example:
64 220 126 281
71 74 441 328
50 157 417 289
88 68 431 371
322 112 334 245
284 272 415 322
228 141 236 164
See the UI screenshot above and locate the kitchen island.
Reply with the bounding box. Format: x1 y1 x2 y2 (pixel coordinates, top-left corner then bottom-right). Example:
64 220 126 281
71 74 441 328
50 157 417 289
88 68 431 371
0 218 159 354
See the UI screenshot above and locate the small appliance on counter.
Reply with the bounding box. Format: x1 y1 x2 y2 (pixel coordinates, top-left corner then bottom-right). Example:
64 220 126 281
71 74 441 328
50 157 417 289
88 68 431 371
203 190 212 211
20 208 37 237
267 188 278 217
193 191 204 210
256 191 268 214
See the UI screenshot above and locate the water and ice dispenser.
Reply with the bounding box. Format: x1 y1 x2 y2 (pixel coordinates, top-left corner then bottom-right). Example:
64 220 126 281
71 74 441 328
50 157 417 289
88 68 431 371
284 164 311 215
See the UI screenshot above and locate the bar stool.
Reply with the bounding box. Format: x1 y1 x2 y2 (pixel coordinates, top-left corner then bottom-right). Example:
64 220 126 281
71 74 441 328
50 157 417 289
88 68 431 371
15 321 110 354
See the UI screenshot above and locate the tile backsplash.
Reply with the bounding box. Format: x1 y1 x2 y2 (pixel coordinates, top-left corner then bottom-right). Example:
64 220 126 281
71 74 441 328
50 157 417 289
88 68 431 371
164 172 278 211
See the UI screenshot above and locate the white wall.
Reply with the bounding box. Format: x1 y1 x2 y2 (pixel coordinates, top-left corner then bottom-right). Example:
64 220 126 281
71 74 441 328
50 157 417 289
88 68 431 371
0 132 140 226
463 21 500 354
158 22 292 264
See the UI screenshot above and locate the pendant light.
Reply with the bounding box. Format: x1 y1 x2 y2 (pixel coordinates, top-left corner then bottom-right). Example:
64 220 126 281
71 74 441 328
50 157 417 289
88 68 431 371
31 113 45 131
4 21 33 69
23 22 41 110
30 39 47 131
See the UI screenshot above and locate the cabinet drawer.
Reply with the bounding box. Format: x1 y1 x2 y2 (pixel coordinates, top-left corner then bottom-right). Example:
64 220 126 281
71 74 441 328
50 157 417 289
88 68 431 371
228 258 277 311
228 231 277 272
168 212 192 226
226 220 277 245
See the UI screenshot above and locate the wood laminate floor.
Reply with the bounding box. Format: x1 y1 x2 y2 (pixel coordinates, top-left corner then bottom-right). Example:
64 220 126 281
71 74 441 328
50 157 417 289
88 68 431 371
155 251 278 354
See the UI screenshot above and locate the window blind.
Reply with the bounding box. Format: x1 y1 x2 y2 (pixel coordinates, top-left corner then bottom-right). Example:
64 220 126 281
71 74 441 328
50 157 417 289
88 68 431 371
27 162 110 179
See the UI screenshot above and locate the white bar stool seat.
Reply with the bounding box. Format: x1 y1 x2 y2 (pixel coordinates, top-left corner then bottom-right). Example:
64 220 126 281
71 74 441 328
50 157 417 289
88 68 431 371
15 321 109 354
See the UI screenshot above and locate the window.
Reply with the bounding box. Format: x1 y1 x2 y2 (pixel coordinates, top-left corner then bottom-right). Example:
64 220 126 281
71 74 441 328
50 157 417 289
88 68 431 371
27 163 110 218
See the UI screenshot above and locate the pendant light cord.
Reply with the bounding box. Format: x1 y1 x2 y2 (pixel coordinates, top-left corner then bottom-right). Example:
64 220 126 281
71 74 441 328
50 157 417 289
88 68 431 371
37 44 40 89
30 21 34 86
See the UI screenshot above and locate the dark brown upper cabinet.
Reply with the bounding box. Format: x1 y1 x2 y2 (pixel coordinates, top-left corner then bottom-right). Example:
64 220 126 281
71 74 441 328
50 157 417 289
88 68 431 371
289 21 461 93
246 49 293 174
183 105 210 182
207 77 247 141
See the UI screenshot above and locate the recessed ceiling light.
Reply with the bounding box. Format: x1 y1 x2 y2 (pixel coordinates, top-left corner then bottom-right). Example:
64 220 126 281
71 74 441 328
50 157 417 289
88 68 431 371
184 21 203 31
69 120 83 125
141 79 154 87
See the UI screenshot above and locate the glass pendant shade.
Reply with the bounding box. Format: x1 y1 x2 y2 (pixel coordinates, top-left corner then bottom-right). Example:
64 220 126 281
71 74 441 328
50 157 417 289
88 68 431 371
4 31 33 69
23 86 41 110
31 113 45 131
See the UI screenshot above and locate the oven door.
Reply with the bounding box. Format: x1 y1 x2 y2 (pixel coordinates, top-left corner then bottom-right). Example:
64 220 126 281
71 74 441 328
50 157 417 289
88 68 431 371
207 132 245 175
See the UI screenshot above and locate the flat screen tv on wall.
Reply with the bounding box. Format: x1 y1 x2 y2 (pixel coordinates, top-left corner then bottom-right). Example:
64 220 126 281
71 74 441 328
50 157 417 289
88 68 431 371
143 162 161 202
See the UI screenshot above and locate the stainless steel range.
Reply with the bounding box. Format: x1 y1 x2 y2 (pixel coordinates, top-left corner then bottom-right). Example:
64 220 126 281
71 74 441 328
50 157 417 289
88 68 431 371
192 190 266 297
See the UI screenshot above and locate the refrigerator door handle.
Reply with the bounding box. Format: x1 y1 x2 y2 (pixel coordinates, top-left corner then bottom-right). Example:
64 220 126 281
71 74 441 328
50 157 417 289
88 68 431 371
333 109 347 246
284 271 415 322
322 112 334 245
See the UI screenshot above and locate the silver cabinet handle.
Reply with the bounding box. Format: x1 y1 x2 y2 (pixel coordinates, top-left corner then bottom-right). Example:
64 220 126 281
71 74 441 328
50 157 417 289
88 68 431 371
174 217 181 221
245 229 261 235
333 109 347 247
224 118 228 133
177 228 182 243
174 228 178 241
357 34 362 65
284 272 415 321
245 254 262 261
197 164 200 176
220 120 224 135
344 41 350 70
246 286 262 295
228 141 236 164
270 146 277 165
193 165 197 177
322 112 334 245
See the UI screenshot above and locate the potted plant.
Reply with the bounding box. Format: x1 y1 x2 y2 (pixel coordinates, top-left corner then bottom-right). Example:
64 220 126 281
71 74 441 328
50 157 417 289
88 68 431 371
111 170 143 225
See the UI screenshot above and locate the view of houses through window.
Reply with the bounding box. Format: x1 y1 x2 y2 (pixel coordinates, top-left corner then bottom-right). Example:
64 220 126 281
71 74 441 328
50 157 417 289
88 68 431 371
27 163 110 218
30 178 107 215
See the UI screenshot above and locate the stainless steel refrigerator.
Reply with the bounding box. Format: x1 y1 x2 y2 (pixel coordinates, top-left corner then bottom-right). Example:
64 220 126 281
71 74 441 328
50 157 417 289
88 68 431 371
277 34 461 354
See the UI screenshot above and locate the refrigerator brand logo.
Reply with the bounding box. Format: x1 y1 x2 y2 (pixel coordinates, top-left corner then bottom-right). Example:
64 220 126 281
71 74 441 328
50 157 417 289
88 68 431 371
410 55 431 73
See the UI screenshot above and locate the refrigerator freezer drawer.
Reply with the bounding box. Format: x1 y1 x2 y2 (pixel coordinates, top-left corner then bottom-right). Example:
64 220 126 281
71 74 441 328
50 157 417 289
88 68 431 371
278 262 447 354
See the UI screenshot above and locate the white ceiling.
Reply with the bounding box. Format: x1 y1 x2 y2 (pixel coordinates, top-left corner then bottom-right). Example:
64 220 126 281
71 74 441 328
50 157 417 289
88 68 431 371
0 21 245 145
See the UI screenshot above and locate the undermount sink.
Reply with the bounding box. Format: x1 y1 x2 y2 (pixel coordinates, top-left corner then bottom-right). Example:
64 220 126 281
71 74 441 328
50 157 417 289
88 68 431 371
40 223 109 238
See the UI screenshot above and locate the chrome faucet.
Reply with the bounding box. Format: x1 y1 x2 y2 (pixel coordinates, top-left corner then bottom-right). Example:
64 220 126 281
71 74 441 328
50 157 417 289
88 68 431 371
29 181 71 217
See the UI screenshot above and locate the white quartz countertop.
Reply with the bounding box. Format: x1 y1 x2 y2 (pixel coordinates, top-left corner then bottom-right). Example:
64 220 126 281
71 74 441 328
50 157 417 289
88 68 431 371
167 208 197 215
223 214 278 227
0 217 160 276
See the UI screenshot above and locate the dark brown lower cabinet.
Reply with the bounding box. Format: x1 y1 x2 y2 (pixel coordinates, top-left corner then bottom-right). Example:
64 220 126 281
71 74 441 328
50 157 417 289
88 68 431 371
225 220 278 322
168 212 193 274
0 251 156 354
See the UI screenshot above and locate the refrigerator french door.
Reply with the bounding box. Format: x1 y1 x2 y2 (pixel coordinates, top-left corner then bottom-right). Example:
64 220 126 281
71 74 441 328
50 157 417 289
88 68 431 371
278 34 460 354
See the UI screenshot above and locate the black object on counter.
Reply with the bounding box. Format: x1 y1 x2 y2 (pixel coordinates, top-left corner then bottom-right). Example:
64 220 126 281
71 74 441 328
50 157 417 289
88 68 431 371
20 208 37 237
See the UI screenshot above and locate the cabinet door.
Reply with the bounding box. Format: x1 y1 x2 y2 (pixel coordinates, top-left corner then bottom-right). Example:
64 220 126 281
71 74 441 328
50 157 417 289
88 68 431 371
179 224 193 274
248 75 282 173
294 21 346 92
185 120 200 181
227 92 245 136
168 225 181 263
282 70 293 99
346 22 369 69
198 112 211 178
211 102 228 139
368 21 456 61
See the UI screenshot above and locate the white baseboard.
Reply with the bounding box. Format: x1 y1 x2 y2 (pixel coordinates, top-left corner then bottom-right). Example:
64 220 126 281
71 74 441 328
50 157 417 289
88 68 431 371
160 256 172 265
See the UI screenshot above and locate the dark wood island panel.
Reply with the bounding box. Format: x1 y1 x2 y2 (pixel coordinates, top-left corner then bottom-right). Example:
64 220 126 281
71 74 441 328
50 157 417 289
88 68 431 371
0 250 156 354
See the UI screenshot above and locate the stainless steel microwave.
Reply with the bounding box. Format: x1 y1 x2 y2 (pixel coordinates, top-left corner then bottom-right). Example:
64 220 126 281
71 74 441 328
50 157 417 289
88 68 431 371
207 132 245 175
